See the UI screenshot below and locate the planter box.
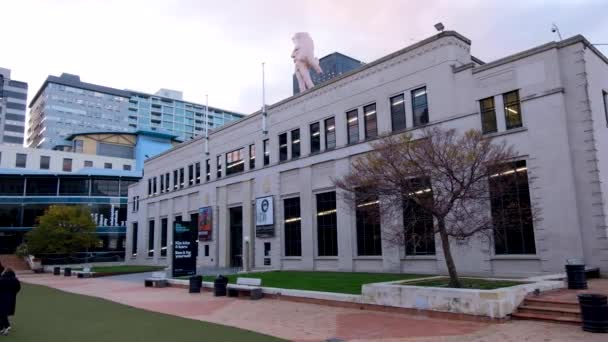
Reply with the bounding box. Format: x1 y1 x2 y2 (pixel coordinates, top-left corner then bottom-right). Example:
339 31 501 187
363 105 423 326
361 277 563 318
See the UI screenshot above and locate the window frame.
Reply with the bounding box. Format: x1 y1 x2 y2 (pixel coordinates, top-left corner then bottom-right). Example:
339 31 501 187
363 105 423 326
278 132 288 162
283 196 302 257
226 148 245 175
310 122 321 154
249 144 256 169
62 158 72 172
363 103 378 139
39 155 51 170
346 109 359 144
411 86 429 127
15 153 27 168
390 94 407 131
324 117 336 150
263 139 270 166
291 129 300 159
503 90 523 130
316 191 338 257
479 96 497 134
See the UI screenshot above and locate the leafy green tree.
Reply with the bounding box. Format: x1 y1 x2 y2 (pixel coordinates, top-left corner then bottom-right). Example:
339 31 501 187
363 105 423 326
25 205 99 256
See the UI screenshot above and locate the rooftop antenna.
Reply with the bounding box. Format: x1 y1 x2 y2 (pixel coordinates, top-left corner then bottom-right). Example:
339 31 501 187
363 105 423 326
434 22 445 32
261 62 268 135
204 94 209 155
551 23 563 41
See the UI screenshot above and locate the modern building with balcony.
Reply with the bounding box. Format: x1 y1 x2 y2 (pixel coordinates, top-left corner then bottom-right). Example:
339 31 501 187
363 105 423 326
126 31 608 278
0 67 28 145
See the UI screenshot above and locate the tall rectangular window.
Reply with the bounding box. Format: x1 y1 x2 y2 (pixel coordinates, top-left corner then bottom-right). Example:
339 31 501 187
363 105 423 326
480 97 497 134
40 156 50 170
291 129 300 159
412 86 429 126
249 144 256 169
148 220 155 257
346 109 359 144
73 140 84 153
279 133 288 162
131 222 138 256
216 155 222 178
205 159 210 181
179 167 185 187
173 170 178 189
226 148 244 175
152 177 157 194
356 191 382 256
160 173 165 192
165 173 170 191
603 90 608 126
404 178 435 255
491 160 536 255
161 218 168 257
284 197 302 257
363 103 378 139
62 158 72 172
263 139 270 165
325 117 336 150
15 153 26 168
310 122 321 153
188 164 194 185
148 178 152 196
390 94 406 131
316 191 337 256
195 162 201 184
503 90 522 130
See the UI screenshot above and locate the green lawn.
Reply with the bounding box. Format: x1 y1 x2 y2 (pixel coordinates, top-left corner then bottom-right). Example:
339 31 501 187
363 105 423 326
201 271 426 294
403 277 525 290
11 283 283 342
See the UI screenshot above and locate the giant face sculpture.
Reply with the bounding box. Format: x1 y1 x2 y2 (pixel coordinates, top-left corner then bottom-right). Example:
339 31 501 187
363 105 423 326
291 32 323 92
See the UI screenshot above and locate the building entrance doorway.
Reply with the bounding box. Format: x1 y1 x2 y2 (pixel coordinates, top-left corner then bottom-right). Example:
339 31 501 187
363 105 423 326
229 206 243 268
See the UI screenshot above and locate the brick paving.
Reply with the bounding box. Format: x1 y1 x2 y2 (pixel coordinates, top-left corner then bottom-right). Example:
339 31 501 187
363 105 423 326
19 274 607 341
529 278 608 303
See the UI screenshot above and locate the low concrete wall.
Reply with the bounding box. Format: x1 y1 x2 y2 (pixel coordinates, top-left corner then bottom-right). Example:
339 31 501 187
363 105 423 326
361 277 564 318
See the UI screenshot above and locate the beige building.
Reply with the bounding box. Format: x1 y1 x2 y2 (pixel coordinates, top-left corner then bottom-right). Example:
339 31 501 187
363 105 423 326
126 31 608 277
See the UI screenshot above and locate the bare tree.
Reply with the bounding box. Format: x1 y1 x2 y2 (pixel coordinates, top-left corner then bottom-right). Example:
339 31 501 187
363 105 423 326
335 127 537 288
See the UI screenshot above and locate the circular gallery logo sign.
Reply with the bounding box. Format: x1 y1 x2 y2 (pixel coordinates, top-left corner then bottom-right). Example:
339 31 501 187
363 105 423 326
261 199 269 212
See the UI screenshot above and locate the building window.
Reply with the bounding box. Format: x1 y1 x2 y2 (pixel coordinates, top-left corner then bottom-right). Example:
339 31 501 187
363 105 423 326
363 103 378 139
173 170 178 189
148 178 152 196
205 159 210 181
62 158 72 172
346 109 359 144
291 129 300 159
491 160 536 255
84 160 93 167
123 164 131 171
195 162 201 184
403 183 435 256
152 177 157 194
161 218 168 257
503 90 522 130
73 140 84 153
279 133 288 162
148 220 155 257
356 191 382 256
316 191 337 256
412 86 429 127
310 122 321 154
226 148 244 175
204 245 209 257
263 139 270 165
325 117 336 150
188 164 194 185
179 167 185 187
40 156 50 170
160 174 165 192
284 197 302 257
104 163 112 169
131 222 138 256
249 144 256 169
15 153 26 168
602 90 607 125
480 97 497 134
165 173 170 191
390 94 406 131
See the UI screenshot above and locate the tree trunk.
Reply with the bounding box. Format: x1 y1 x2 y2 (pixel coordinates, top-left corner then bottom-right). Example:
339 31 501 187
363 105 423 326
438 219 462 288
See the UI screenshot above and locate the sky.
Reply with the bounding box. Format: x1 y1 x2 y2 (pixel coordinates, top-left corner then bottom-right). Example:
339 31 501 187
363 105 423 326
2 0 607 114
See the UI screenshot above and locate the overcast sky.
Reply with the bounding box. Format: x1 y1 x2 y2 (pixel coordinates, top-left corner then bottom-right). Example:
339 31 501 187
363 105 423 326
3 0 607 114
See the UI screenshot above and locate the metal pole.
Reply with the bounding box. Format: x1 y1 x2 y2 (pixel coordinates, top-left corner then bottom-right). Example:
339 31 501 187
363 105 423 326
262 62 267 134
205 94 209 155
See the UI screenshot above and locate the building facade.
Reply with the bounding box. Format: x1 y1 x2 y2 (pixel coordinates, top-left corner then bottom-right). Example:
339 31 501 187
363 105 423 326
127 31 608 277
0 68 28 145
293 52 363 94
27 73 244 149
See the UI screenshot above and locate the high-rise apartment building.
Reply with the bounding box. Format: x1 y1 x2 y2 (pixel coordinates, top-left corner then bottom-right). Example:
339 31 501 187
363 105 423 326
0 68 28 145
27 73 244 149
293 52 363 94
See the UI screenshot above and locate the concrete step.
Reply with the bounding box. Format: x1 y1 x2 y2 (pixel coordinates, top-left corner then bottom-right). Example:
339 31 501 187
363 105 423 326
517 305 581 319
512 311 582 325
523 297 579 310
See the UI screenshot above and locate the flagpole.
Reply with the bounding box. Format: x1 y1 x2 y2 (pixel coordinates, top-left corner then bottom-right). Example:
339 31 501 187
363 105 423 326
205 94 209 155
262 62 267 134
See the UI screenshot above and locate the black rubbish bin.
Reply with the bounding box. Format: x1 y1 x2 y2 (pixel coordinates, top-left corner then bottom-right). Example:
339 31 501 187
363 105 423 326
53 267 61 276
578 294 608 333
189 275 203 293
64 267 72 277
566 264 587 289
214 275 228 296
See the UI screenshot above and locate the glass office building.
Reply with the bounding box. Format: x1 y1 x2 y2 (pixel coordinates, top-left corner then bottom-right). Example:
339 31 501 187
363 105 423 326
293 52 363 95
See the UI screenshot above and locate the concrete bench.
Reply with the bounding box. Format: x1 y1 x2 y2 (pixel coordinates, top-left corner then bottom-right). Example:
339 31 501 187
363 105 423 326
76 267 93 278
144 272 168 288
227 277 263 300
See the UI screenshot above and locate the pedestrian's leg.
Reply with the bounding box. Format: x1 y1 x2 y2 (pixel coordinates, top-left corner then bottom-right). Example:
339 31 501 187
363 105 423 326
0 315 7 331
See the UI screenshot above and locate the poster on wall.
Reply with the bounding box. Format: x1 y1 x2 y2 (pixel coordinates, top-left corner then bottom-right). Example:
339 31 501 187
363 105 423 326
255 196 274 238
198 207 213 241
172 220 197 278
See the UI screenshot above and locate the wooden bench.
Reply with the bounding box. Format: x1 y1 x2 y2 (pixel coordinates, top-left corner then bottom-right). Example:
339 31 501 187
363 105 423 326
227 277 263 300
144 272 168 288
76 267 93 278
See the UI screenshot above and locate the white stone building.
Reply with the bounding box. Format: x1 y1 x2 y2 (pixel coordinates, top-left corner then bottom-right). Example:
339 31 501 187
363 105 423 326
126 31 608 277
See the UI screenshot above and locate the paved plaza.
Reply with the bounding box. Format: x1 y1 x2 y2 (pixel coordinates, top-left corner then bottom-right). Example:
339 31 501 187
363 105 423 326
17 273 607 342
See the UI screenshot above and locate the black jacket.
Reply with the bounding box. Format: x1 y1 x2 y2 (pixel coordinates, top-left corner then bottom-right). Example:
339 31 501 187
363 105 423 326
0 271 21 316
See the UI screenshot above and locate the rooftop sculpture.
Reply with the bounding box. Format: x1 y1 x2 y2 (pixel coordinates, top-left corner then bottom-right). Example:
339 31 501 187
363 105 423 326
291 32 323 92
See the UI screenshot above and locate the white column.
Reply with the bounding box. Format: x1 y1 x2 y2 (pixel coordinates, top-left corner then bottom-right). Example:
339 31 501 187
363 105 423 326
299 166 314 270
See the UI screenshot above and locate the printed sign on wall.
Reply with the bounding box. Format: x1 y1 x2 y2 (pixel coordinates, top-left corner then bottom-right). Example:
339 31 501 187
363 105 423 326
172 221 197 278
198 207 213 241
255 196 274 237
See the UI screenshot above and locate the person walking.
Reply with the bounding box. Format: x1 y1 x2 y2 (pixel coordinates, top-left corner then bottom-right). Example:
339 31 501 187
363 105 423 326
0 268 21 336
0 261 4 274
